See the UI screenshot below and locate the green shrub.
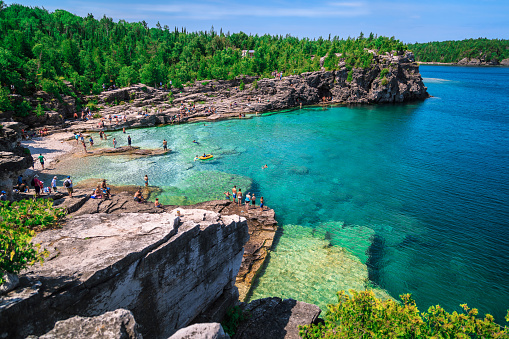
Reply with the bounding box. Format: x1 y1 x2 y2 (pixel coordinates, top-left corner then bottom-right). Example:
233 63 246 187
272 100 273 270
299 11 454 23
34 103 45 117
381 77 389 86
346 70 353 83
300 290 509 339
93 113 101 118
380 68 389 79
202 81 209 86
0 199 66 284
239 80 245 91
222 305 248 337
252 80 258 89
86 102 98 111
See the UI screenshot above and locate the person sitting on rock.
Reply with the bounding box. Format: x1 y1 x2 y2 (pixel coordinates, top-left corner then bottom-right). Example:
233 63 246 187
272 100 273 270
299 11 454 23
134 189 145 203
91 186 103 199
154 198 162 208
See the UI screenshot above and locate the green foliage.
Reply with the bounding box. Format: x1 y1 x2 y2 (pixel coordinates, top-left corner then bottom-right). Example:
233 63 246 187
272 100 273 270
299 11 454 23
0 2 407 110
0 86 12 112
379 68 389 79
252 79 258 89
300 290 509 339
409 38 509 63
221 305 248 337
346 70 353 83
381 77 388 86
34 103 44 116
86 102 98 111
0 199 66 284
239 80 245 91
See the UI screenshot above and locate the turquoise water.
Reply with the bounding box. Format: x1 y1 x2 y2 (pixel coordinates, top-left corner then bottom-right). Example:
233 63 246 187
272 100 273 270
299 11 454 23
64 66 509 320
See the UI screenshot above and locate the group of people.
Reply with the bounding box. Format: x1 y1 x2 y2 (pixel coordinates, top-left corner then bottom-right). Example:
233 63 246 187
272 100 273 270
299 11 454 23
19 174 74 198
224 185 265 211
91 179 111 199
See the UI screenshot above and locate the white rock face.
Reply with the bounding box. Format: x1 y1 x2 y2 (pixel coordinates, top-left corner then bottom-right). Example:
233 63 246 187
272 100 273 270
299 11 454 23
1 209 249 339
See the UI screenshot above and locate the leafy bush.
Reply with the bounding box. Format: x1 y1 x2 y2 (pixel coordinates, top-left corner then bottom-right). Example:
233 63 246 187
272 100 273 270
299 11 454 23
222 305 249 337
0 199 66 284
381 78 388 86
380 68 389 79
252 79 258 89
239 80 245 91
346 70 353 83
300 290 509 338
86 102 98 111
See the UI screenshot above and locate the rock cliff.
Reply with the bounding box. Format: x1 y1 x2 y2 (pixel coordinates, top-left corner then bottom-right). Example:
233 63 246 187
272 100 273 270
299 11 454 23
0 122 33 198
0 209 249 339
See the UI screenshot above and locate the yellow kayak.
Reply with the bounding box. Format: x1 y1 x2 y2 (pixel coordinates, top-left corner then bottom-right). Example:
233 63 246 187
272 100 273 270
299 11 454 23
198 154 213 160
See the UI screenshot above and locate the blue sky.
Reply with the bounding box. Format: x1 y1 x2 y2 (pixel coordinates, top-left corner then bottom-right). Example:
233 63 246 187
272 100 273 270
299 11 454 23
6 0 509 43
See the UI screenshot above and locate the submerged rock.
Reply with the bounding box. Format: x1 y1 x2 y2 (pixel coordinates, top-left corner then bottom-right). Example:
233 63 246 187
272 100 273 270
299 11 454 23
248 224 390 310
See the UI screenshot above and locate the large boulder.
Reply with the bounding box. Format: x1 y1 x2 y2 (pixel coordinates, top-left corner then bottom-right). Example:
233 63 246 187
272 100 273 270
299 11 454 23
30 309 142 339
169 323 230 339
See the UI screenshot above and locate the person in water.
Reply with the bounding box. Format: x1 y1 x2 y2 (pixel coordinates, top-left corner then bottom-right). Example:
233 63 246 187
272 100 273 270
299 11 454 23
224 191 231 200
193 140 199 144
194 155 199 161
262 164 268 169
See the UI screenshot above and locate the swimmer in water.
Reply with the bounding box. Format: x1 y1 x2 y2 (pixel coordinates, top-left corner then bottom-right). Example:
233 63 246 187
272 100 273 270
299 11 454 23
262 164 268 169
194 155 199 161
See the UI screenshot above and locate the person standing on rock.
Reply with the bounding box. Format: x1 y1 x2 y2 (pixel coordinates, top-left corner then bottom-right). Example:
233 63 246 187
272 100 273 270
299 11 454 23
33 175 43 197
245 192 251 209
38 154 46 170
127 135 132 147
260 197 264 211
51 176 58 192
144 175 148 187
113 138 117 148
163 139 167 151
232 185 237 201
251 193 256 207
237 189 242 206
63 176 73 198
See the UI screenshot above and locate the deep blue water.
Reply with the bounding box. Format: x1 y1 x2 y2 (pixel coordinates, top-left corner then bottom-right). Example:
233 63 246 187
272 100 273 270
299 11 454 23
67 66 509 321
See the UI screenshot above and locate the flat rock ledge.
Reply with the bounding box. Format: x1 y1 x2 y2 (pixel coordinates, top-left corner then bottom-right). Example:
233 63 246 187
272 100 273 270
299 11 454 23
0 209 249 339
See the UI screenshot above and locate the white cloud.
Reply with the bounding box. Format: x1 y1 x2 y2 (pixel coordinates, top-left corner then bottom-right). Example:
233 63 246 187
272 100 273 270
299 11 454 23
112 1 369 19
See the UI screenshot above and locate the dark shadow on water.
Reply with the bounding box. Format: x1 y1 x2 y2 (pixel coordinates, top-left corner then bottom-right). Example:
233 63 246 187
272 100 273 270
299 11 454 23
366 234 386 288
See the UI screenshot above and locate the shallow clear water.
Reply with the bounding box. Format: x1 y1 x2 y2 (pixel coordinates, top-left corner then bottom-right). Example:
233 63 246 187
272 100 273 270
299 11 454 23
64 66 509 320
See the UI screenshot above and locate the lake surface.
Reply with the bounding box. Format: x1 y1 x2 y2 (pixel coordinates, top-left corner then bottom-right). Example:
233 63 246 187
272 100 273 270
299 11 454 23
65 66 509 321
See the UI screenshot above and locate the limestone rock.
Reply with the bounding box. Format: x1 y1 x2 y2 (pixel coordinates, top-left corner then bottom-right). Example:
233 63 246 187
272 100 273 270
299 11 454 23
32 309 142 339
169 323 230 339
234 297 321 339
1 209 249 338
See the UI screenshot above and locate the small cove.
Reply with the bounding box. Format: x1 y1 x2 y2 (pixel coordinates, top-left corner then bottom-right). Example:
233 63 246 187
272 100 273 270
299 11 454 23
58 66 509 321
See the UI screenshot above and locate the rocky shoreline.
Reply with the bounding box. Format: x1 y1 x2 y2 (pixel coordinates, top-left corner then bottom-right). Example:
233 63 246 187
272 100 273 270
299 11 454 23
10 51 428 133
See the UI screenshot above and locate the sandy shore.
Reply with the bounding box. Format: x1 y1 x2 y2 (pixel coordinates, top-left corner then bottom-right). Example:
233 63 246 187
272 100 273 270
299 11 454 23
21 131 77 178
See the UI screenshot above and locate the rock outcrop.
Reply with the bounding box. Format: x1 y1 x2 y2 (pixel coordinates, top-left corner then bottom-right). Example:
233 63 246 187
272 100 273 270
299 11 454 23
0 122 33 199
234 297 321 339
0 209 249 339
54 51 428 133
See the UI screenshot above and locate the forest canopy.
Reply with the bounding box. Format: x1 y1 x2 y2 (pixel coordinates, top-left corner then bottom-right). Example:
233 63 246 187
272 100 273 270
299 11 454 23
0 1 406 104
408 38 509 63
